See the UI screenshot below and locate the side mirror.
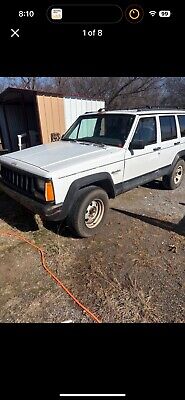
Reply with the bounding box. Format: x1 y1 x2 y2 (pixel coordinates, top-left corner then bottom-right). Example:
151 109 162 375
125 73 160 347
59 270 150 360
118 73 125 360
129 140 145 150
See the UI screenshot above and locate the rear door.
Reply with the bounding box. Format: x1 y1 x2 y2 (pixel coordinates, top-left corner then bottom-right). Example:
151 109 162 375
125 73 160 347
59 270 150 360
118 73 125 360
176 114 185 151
123 115 160 182
157 115 181 168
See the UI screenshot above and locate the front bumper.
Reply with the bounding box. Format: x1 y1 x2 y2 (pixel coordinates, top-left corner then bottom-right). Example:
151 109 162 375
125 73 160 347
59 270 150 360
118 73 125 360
0 180 64 222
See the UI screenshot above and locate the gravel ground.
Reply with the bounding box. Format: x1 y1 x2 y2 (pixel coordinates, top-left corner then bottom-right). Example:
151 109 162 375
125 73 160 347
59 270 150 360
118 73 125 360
0 178 185 323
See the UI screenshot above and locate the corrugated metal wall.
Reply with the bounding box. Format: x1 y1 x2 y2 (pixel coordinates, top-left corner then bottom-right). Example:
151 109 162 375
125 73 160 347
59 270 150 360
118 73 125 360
0 91 105 150
36 95 105 144
0 105 9 150
0 103 39 151
36 95 65 144
4 105 26 151
63 98 105 130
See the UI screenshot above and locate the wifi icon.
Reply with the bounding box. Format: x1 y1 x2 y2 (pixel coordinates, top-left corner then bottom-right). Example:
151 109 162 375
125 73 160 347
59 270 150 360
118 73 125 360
149 10 157 17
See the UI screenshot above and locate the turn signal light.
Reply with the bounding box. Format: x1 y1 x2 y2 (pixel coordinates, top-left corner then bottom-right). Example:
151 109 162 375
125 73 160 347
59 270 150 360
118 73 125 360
45 181 55 202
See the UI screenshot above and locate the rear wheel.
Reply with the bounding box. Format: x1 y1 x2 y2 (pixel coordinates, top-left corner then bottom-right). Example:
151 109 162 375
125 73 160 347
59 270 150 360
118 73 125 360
162 159 184 190
67 186 109 237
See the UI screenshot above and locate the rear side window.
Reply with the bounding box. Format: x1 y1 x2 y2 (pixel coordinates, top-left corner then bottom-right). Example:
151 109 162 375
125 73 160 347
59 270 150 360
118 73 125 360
160 116 177 141
178 115 185 137
132 117 157 145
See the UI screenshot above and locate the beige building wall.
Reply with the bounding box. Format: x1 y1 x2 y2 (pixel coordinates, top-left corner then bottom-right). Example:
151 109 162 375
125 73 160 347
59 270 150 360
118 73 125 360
36 95 66 144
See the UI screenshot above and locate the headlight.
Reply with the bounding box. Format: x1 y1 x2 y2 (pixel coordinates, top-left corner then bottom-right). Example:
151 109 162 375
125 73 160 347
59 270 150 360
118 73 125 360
34 178 55 202
36 177 45 192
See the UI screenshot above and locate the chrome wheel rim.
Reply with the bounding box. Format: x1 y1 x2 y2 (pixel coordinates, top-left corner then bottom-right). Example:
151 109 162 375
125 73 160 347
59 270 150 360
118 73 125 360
85 199 104 229
174 165 183 184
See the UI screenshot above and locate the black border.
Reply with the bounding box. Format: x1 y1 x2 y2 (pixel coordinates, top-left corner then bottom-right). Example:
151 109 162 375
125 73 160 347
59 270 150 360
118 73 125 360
0 2 184 399
0 0 185 75
1 323 184 399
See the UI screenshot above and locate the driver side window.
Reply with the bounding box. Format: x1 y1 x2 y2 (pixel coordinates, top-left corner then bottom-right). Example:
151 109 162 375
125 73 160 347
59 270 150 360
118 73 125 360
132 117 157 146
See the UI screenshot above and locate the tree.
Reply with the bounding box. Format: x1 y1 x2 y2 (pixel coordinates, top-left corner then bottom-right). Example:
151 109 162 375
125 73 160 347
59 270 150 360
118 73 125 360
0 77 9 93
2 77 54 91
48 77 165 109
160 78 185 108
0 76 169 108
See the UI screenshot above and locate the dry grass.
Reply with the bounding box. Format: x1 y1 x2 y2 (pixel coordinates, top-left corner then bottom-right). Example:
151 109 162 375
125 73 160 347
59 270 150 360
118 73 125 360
88 267 160 322
0 185 184 323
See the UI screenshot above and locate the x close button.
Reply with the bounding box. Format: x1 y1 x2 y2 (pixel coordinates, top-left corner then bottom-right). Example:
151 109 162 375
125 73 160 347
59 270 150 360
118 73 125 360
10 29 20 38
125 5 144 23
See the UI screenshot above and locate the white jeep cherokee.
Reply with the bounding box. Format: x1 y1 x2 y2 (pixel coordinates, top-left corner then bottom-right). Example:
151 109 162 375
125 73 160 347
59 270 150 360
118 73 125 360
1 108 185 237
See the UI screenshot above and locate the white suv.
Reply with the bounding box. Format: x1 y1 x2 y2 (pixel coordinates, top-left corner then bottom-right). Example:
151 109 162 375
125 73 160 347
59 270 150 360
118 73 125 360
0 108 185 237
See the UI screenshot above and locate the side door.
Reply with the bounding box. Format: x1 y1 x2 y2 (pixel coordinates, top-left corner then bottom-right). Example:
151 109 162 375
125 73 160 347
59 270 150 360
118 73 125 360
176 114 185 152
157 115 181 168
123 115 160 182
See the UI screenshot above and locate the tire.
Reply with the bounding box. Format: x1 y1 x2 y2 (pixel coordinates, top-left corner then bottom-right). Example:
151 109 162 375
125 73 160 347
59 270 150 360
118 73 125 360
67 186 109 238
162 159 184 190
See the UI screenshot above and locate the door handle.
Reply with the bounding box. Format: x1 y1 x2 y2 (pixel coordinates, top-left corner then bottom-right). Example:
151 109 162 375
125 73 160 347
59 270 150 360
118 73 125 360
153 147 161 151
174 142 180 145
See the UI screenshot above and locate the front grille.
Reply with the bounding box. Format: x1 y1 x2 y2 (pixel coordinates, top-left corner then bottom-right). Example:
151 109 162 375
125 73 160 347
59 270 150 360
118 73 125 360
1 165 34 196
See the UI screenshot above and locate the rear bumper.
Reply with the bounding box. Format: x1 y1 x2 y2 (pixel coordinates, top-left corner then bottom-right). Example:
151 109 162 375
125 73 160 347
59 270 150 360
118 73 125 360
0 180 64 222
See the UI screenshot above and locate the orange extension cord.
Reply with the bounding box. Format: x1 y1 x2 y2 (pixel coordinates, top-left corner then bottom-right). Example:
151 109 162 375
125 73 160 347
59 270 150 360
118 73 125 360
0 230 101 323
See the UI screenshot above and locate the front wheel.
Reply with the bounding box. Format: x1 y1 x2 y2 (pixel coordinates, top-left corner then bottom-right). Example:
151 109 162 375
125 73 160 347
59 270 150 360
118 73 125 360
67 186 109 237
162 159 184 190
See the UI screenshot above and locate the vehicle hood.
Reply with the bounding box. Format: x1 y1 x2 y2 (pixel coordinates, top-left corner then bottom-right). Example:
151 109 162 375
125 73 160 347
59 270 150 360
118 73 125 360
0 141 123 178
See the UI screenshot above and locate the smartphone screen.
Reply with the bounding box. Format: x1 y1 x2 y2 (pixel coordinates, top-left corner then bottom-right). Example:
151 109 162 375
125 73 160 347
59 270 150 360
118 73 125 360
0 1 184 399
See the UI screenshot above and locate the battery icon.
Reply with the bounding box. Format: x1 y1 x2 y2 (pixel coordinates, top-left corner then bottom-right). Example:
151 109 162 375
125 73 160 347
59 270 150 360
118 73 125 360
159 10 171 17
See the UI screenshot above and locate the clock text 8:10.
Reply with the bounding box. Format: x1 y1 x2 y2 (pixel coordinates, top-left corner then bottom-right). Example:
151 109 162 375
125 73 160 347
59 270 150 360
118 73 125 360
19 11 35 18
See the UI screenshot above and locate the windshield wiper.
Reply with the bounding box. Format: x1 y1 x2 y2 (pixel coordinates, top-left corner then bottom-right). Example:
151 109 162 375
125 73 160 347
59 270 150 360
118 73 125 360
63 139 93 146
62 138 78 142
63 138 106 148
81 141 106 148
76 139 106 147
92 142 106 148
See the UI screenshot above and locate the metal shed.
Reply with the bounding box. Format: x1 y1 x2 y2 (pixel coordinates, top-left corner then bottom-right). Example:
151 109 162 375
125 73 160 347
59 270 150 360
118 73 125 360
0 87 105 153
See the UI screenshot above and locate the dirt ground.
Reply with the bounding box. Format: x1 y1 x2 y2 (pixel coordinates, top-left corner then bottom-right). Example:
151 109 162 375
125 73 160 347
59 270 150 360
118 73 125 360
0 178 185 323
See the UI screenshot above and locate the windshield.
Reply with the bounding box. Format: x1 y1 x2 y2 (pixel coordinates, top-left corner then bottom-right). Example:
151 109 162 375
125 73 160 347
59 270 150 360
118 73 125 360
62 114 135 147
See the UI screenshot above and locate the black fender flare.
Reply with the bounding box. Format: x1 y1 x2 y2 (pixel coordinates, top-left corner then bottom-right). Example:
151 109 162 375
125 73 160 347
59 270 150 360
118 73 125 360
61 172 116 219
169 150 185 173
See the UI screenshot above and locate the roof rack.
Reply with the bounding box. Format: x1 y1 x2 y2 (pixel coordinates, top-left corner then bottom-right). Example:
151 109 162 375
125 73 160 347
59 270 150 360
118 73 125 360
85 108 106 114
84 107 185 114
98 107 106 112
137 106 185 111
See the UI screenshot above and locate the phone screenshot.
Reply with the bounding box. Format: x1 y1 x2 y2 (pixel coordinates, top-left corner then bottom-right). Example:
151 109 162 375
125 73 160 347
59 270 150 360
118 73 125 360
0 1 184 399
